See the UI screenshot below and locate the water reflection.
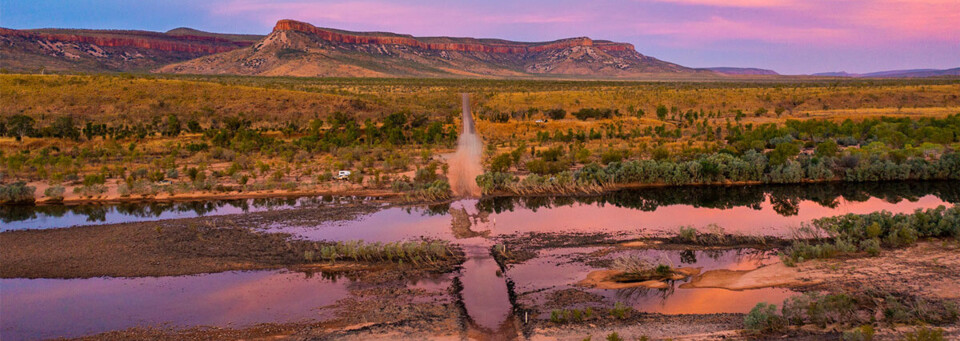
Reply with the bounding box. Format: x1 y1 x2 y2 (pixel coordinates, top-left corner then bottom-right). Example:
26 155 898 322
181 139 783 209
286 182 955 242
459 244 513 332
0 270 351 341
475 181 959 215
1 196 375 231
508 248 794 315
445 202 515 336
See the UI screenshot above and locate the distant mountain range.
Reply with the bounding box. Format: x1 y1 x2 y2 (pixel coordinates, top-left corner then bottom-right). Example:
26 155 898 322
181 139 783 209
159 20 703 78
0 20 956 79
811 68 960 78
0 27 260 73
702 67 779 75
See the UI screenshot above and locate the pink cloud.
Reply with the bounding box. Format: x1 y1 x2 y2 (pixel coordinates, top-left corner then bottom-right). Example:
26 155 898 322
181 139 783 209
634 16 852 46
208 0 958 49
480 14 587 25
849 0 960 41
646 0 796 8
628 0 958 47
211 0 466 32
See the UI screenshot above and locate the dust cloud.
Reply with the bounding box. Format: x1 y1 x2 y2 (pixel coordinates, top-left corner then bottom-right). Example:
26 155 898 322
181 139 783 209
447 93 483 198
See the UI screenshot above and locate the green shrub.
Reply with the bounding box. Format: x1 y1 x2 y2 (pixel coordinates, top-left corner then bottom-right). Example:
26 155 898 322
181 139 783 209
745 302 785 332
550 309 564 323
43 185 65 201
860 238 881 256
414 163 440 183
610 302 630 319
842 325 875 341
782 291 957 328
605 332 623 341
655 264 672 277
903 326 945 341
600 149 629 165
82 173 106 186
678 226 698 243
545 108 566 120
406 180 451 201
475 172 515 194
489 153 513 172
783 206 960 265
73 184 107 197
0 181 36 204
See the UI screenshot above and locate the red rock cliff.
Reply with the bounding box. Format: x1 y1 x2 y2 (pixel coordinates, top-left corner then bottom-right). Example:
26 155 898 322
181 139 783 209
273 20 635 54
0 28 251 54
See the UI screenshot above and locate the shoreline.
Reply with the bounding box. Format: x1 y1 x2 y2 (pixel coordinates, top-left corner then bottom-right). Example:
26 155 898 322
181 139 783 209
479 177 939 198
0 202 461 279
26 188 400 206
9 177 948 207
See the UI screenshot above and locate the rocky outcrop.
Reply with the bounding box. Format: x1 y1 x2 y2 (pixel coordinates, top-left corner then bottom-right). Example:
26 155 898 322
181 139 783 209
0 28 251 54
273 19 634 54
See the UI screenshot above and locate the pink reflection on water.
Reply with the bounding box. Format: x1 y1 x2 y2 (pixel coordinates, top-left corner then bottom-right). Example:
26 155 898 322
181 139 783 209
509 247 793 315
290 194 950 242
0 271 349 341
489 195 948 237
459 244 513 332
645 287 796 314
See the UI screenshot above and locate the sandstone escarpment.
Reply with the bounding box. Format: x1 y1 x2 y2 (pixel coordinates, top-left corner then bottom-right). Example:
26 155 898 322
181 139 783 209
0 27 262 72
272 19 634 55
161 19 707 78
1 28 251 54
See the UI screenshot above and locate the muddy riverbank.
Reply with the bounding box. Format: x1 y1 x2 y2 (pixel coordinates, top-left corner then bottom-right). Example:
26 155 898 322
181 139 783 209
36 236 957 340
0 203 461 278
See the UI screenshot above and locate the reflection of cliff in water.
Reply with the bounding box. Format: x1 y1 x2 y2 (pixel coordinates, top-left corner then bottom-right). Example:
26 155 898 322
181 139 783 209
476 181 960 216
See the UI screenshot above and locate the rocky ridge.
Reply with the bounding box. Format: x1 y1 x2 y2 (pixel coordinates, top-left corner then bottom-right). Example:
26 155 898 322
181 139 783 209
161 19 701 78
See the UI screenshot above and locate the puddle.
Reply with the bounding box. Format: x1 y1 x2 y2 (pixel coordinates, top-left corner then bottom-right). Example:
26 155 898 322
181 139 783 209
459 244 514 332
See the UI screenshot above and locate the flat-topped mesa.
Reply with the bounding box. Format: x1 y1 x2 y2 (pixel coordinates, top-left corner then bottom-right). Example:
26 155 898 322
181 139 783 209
272 19 634 54
0 27 251 54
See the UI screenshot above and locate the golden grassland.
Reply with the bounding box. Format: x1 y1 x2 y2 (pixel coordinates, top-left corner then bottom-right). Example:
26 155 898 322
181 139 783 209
1 73 959 202
0 74 381 127
3 74 958 125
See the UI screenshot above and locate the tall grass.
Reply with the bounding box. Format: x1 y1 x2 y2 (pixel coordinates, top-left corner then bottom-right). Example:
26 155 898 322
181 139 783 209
310 240 458 266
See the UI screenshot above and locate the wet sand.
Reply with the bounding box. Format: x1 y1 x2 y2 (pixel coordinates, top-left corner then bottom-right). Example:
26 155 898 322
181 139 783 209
682 241 960 301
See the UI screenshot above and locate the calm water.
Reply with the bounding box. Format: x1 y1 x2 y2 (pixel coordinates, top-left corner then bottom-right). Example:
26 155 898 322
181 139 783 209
509 247 795 315
283 181 958 242
0 196 379 231
0 248 786 340
2 182 957 340
1 270 352 340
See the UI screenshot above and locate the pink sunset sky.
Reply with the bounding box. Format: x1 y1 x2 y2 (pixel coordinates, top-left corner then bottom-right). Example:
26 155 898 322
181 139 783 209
4 0 958 74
